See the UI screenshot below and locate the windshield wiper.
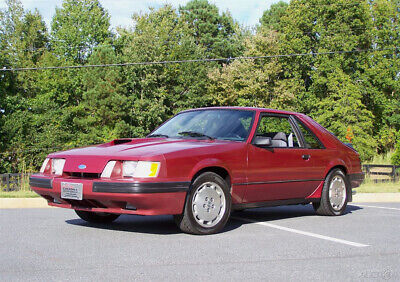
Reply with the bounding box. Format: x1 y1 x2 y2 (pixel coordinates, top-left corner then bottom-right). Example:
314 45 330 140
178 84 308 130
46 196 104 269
178 131 214 140
147 134 169 138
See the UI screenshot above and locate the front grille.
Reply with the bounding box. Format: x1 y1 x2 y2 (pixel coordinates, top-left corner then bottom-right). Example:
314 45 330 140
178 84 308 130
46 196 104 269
65 172 101 179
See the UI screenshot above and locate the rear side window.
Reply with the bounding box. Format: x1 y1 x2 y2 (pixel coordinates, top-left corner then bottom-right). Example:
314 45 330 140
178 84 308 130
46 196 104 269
295 120 324 149
256 115 301 148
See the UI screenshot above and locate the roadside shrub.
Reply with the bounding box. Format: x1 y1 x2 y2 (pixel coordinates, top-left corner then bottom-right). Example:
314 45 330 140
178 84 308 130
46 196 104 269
392 141 400 165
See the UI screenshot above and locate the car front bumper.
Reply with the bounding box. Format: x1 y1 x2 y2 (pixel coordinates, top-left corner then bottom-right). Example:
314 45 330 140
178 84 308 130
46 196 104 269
30 175 190 216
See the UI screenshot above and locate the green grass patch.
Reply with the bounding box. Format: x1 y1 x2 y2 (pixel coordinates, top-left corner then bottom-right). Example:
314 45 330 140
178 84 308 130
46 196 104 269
368 151 395 165
355 178 400 193
0 190 40 198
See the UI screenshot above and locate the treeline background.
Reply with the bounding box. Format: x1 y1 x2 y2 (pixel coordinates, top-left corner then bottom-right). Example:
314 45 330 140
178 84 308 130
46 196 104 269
0 0 399 173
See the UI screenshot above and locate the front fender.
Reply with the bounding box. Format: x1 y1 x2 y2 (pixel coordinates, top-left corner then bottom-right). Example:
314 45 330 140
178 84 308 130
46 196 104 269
189 158 232 181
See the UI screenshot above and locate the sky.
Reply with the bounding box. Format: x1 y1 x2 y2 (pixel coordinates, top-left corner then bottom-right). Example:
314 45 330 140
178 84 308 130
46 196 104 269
0 0 282 29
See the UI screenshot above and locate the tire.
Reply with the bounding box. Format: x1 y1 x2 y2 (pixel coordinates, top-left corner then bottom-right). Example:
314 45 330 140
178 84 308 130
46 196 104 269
313 168 349 216
75 210 120 223
174 172 232 235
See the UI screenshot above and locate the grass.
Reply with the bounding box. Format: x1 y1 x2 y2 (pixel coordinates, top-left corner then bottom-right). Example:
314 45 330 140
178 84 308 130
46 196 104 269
367 150 395 165
357 150 400 193
0 190 39 198
355 178 400 193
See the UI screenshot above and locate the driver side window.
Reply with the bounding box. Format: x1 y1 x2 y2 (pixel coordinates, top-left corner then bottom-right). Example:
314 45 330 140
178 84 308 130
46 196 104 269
256 115 300 148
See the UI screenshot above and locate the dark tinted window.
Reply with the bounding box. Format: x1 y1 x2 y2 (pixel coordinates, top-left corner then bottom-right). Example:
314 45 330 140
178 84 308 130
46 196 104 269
296 120 324 149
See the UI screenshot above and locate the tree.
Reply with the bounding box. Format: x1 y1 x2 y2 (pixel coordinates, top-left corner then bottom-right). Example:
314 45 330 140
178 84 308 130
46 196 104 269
277 0 377 159
179 0 243 58
72 46 131 145
208 28 295 110
0 0 49 172
361 0 400 152
260 1 288 32
51 0 111 64
314 69 376 160
119 5 213 136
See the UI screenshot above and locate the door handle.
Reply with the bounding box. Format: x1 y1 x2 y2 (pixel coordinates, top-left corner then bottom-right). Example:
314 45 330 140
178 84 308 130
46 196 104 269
302 154 311 160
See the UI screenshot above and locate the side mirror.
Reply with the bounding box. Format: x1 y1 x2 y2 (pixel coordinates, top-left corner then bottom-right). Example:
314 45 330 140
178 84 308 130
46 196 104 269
254 136 272 147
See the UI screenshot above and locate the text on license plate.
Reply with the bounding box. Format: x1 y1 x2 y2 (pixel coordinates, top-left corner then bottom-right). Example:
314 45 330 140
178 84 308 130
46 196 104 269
61 182 83 200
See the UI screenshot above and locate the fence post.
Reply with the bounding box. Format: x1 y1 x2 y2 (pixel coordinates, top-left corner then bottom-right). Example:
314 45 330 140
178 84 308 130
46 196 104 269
6 173 10 192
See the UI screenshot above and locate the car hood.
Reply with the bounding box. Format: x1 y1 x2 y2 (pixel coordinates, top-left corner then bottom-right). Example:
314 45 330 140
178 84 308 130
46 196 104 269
48 138 232 173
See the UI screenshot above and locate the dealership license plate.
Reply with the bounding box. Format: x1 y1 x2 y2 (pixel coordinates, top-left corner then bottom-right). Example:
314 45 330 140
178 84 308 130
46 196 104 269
61 182 83 200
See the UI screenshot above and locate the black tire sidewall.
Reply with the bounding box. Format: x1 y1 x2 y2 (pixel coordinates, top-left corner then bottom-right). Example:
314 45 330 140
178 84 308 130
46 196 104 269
185 172 232 234
323 169 349 215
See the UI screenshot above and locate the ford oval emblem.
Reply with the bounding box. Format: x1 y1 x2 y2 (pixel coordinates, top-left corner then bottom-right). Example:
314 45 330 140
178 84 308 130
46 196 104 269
78 164 86 170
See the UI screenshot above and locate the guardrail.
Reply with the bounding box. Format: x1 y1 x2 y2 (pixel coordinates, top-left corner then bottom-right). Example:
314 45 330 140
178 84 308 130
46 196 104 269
362 164 400 183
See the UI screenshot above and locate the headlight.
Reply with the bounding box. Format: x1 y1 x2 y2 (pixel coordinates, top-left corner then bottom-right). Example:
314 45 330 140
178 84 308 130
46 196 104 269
51 159 66 175
133 161 160 178
40 158 50 173
100 161 117 178
101 161 160 178
122 161 138 177
40 158 65 175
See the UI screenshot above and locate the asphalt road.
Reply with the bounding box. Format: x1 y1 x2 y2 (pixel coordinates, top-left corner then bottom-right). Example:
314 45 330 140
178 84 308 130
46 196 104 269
1 203 400 281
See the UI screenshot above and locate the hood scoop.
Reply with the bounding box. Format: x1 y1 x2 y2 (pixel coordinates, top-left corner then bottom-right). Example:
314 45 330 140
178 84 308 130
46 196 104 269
110 139 133 145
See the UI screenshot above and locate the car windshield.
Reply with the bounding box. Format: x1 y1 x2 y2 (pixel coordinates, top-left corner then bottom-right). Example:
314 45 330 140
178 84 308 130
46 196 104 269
148 109 255 142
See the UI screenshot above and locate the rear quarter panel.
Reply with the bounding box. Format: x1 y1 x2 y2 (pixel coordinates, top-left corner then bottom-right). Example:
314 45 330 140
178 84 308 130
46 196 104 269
296 114 362 176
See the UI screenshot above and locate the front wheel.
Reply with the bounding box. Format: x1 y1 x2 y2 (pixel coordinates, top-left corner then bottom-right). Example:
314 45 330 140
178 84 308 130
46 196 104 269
75 210 120 223
174 172 232 235
313 168 349 216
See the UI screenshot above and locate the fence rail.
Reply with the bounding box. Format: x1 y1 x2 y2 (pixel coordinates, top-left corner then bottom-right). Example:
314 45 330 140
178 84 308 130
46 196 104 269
0 173 33 192
362 164 400 183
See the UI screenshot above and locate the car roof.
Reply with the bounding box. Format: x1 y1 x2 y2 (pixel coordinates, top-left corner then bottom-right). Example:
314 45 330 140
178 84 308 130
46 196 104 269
180 106 299 116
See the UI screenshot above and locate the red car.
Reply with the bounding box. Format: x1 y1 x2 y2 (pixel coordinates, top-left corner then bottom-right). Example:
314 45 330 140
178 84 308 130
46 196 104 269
30 107 364 234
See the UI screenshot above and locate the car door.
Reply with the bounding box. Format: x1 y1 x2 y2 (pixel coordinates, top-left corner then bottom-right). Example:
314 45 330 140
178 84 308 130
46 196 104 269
243 113 323 203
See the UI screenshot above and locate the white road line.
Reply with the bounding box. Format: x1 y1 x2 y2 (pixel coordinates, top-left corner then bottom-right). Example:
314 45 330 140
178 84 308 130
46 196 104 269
231 216 369 248
354 204 400 211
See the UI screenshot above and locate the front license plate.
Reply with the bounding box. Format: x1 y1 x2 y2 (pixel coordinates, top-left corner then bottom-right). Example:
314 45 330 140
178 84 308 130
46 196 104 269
61 182 83 200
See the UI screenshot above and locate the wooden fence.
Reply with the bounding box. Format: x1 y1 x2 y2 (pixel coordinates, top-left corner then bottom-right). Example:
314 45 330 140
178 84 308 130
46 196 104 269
362 164 400 183
0 173 32 192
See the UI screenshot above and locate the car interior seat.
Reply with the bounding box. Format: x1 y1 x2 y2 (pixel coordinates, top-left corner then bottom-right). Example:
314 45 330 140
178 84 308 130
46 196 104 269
272 132 288 147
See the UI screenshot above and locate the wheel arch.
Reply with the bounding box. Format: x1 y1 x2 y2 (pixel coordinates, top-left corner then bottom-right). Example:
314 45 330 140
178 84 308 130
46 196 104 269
324 164 352 202
191 166 231 190
327 164 348 175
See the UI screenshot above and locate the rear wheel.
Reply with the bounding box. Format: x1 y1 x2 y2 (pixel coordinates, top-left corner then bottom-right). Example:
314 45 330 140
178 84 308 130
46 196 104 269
313 168 348 216
174 172 231 235
75 210 120 223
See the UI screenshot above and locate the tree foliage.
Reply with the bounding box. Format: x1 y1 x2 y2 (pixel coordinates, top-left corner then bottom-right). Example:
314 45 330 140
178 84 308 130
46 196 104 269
51 0 111 63
179 0 243 58
0 0 399 172
260 1 288 32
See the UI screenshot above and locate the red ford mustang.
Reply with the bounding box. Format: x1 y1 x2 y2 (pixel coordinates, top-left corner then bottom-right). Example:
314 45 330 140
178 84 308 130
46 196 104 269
30 107 364 234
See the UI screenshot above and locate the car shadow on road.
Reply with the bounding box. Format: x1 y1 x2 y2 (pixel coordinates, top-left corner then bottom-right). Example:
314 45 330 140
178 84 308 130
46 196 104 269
229 204 362 223
65 204 363 235
66 215 182 235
